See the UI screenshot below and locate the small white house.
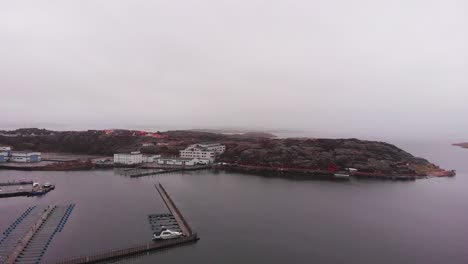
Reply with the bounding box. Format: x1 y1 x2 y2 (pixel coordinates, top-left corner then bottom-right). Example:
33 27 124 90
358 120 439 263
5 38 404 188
10 152 41 163
114 151 143 165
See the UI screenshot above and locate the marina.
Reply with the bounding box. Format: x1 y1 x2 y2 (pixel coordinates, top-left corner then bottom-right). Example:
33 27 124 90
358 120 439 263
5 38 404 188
56 183 198 264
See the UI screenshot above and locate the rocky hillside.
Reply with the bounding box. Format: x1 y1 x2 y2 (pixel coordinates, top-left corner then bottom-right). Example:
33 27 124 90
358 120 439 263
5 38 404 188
219 138 451 176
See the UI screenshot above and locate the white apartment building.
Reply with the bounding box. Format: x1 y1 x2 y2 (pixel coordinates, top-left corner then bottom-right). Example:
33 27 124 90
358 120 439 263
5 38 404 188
180 148 216 162
187 143 226 154
114 151 143 165
179 143 225 163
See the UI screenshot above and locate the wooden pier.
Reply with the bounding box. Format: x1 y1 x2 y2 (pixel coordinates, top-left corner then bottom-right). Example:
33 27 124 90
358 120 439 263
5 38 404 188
0 186 54 198
0 180 33 186
56 183 198 264
114 165 210 178
154 183 193 236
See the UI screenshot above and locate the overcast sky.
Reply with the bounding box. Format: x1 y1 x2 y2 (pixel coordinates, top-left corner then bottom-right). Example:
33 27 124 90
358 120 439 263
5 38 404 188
1 0 467 139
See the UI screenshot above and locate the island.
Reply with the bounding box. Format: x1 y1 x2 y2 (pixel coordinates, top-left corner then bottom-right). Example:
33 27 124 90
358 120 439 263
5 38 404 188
453 142 468 149
0 128 455 179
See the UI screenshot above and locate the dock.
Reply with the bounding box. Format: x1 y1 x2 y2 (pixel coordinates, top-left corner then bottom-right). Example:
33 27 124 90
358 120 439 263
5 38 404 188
0 204 75 264
56 183 198 264
0 185 54 198
0 180 33 187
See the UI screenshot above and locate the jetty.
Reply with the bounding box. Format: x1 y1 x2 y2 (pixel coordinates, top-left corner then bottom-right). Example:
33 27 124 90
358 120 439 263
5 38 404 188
56 183 198 264
115 165 210 178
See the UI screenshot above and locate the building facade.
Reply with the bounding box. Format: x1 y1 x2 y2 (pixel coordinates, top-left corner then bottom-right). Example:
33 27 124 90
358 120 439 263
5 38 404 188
179 148 215 162
10 152 41 162
114 152 143 165
0 146 12 157
179 143 225 163
187 143 226 154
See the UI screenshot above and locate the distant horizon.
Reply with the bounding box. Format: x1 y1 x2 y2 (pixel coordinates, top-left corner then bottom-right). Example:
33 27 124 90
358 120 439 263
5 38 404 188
1 122 466 142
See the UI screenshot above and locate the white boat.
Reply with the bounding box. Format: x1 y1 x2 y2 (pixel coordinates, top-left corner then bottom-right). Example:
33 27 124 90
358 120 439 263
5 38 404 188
152 229 183 240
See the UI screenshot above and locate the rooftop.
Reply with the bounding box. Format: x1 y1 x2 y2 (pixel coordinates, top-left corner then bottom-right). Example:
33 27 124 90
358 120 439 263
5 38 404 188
11 151 41 155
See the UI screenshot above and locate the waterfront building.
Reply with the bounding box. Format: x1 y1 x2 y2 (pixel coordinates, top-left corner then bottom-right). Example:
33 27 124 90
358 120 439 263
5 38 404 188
114 151 143 165
179 142 225 163
179 148 216 162
10 151 41 162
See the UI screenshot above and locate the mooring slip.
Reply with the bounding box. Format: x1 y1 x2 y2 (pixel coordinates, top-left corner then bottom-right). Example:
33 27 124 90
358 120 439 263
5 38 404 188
0 204 75 264
148 214 182 233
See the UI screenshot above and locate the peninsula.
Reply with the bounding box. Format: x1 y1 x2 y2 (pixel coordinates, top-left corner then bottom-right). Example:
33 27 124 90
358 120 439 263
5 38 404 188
0 128 455 179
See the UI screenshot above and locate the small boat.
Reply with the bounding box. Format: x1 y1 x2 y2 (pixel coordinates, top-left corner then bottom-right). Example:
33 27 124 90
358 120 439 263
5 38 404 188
152 229 183 240
43 182 55 189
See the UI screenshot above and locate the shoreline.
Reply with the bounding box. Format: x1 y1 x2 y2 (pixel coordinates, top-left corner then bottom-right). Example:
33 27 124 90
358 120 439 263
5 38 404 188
0 162 456 182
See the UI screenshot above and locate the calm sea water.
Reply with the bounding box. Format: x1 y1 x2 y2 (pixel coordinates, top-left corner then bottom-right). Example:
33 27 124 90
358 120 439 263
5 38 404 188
0 140 467 264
